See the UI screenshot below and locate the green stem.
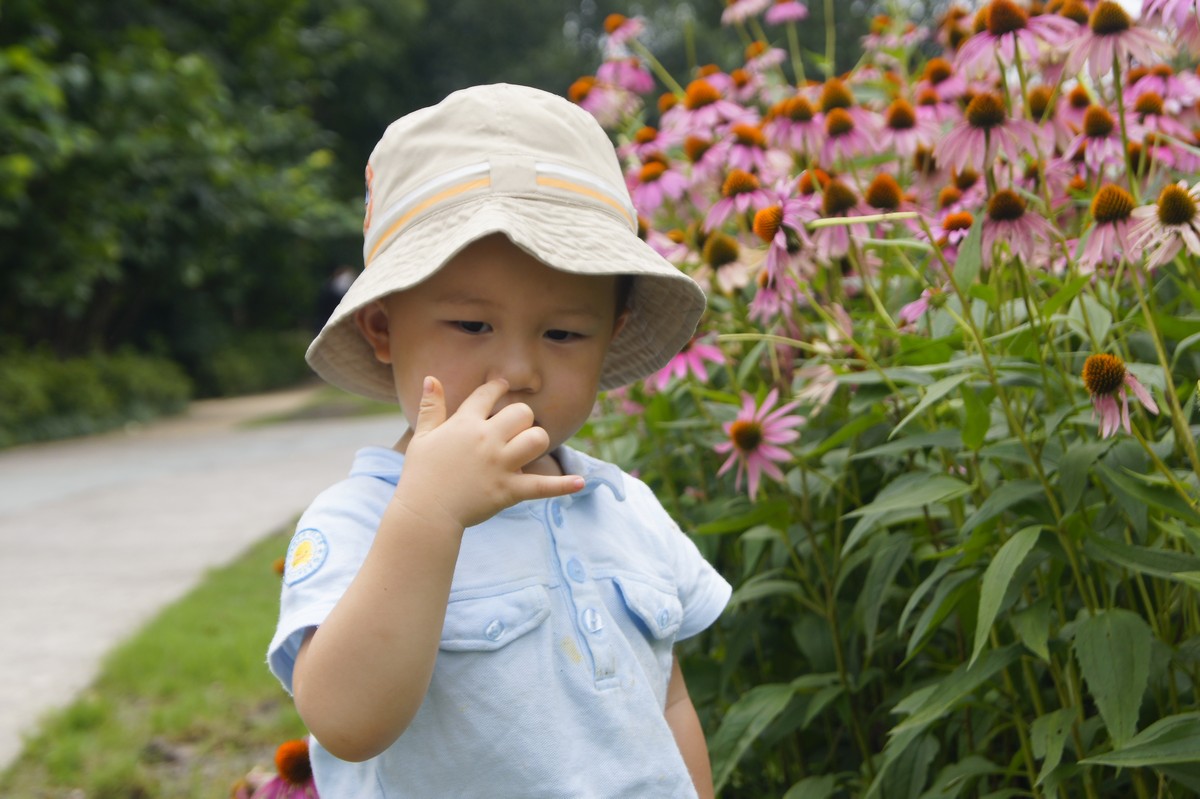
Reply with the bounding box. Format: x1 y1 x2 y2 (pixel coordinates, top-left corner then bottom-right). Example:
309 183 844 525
629 39 685 97
786 21 807 85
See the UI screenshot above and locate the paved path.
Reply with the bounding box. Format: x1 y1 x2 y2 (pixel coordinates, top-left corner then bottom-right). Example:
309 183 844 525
0 386 404 769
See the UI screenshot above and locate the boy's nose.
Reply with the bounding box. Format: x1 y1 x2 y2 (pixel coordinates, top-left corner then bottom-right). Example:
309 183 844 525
487 343 541 393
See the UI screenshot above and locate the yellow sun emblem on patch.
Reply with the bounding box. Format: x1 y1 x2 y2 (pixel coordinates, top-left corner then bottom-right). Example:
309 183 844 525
284 529 328 586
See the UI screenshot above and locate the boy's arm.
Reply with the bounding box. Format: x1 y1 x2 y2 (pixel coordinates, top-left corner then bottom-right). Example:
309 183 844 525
665 654 716 799
291 377 582 762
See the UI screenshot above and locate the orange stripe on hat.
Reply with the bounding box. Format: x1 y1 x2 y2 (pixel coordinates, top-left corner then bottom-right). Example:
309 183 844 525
366 177 491 266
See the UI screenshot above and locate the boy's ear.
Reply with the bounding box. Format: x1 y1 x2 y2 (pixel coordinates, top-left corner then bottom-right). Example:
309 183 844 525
612 309 630 339
354 301 393 364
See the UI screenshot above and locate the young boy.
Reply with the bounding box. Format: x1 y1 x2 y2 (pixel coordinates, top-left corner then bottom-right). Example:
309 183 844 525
268 83 732 797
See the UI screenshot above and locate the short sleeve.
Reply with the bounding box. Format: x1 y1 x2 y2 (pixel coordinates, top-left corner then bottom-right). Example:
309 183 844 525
623 480 731 641
266 476 390 693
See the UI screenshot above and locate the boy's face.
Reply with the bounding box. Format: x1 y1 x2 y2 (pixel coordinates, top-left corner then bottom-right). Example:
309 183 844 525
357 234 624 475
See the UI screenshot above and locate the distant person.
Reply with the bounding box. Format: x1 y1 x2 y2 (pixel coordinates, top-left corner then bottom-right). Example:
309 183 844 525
267 84 730 797
312 265 357 332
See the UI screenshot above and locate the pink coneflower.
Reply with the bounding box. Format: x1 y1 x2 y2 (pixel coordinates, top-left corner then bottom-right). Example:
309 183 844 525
897 285 948 326
710 122 786 176
818 78 878 142
766 0 809 24
1079 184 1137 272
567 76 639 128
1128 91 1194 143
927 209 976 269
698 230 757 293
981 188 1056 268
821 107 876 164
1025 84 1075 151
602 13 646 52
810 179 871 263
715 388 804 499
1064 1 1175 85
915 57 968 101
705 168 774 230
743 41 788 73
1063 104 1127 172
955 0 1077 77
597 57 655 95
1082 353 1158 438
627 156 689 215
1126 65 1200 116
722 0 772 25
877 98 940 158
936 91 1042 175
663 78 754 134
1129 180 1200 268
764 95 822 156
1142 0 1200 55
647 336 725 391
753 198 815 281
748 267 804 322
619 124 680 162
250 740 319 799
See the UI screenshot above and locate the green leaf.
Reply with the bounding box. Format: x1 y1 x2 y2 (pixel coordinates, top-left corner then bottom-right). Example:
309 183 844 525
890 373 972 439
1032 708 1077 785
1011 598 1052 661
844 474 972 518
891 646 1020 737
919 756 1000 799
859 533 913 657
1096 464 1200 526
1080 712 1200 767
1170 330 1200 371
952 213 983 289
1042 274 1093 319
1067 294 1112 343
971 526 1043 666
727 575 803 608
1073 609 1152 745
1083 535 1200 584
906 569 978 661
851 430 961 460
960 383 990 451
709 682 797 791
959 481 1043 538
694 500 790 535
1058 440 1112 514
783 775 837 799
809 410 885 458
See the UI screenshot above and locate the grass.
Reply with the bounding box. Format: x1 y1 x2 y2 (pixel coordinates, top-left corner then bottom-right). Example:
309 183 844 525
244 384 400 427
0 530 307 799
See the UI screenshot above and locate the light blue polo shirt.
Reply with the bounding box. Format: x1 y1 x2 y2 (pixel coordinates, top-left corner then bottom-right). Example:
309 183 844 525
268 445 732 798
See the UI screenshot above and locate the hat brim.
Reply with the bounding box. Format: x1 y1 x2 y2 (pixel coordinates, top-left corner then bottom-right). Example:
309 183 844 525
307 194 706 403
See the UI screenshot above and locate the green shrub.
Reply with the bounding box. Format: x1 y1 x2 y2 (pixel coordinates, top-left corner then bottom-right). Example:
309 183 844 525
0 349 192 448
193 330 312 398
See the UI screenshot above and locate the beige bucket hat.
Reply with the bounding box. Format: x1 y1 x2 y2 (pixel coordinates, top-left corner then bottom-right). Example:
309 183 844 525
306 83 707 402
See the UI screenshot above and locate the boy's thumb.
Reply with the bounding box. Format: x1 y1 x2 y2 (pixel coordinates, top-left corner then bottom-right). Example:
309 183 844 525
414 376 446 434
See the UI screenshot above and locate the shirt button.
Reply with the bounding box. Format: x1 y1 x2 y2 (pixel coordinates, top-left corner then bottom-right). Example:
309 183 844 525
657 609 671 629
581 607 604 634
485 620 505 641
566 558 586 582
550 503 564 526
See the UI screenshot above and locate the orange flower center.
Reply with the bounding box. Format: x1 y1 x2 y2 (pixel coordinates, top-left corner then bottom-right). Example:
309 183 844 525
703 232 741 267
1158 184 1198 226
1026 85 1054 120
275 740 313 785
966 92 1007 129
722 169 761 197
753 206 784 243
1082 353 1125 396
1090 0 1131 34
1134 92 1164 117
729 419 764 452
785 96 816 122
825 107 855 137
885 98 917 130
865 173 903 210
1068 85 1092 109
799 168 831 194
923 57 954 84
684 136 712 163
938 185 963 209
684 79 721 109
639 161 667 182
731 123 767 148
604 13 628 34
987 188 1027 221
567 77 594 103
820 78 854 112
1083 105 1115 138
822 179 858 216
954 168 980 190
634 126 658 144
944 210 975 231
1091 184 1134 223
987 0 1029 35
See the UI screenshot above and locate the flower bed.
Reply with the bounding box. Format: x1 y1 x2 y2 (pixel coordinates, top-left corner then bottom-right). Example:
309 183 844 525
574 2 1200 796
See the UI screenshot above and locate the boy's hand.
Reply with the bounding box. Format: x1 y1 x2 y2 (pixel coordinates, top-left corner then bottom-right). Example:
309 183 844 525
394 376 583 530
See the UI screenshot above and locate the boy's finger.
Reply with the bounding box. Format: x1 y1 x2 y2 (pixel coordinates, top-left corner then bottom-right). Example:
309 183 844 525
517 474 585 502
413 376 447 434
458 378 510 418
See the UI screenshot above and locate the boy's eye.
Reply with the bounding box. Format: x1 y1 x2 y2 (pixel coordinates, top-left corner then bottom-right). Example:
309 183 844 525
456 321 491 334
545 329 580 342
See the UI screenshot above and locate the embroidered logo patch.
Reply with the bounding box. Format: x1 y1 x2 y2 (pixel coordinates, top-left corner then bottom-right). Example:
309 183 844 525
284 529 328 586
